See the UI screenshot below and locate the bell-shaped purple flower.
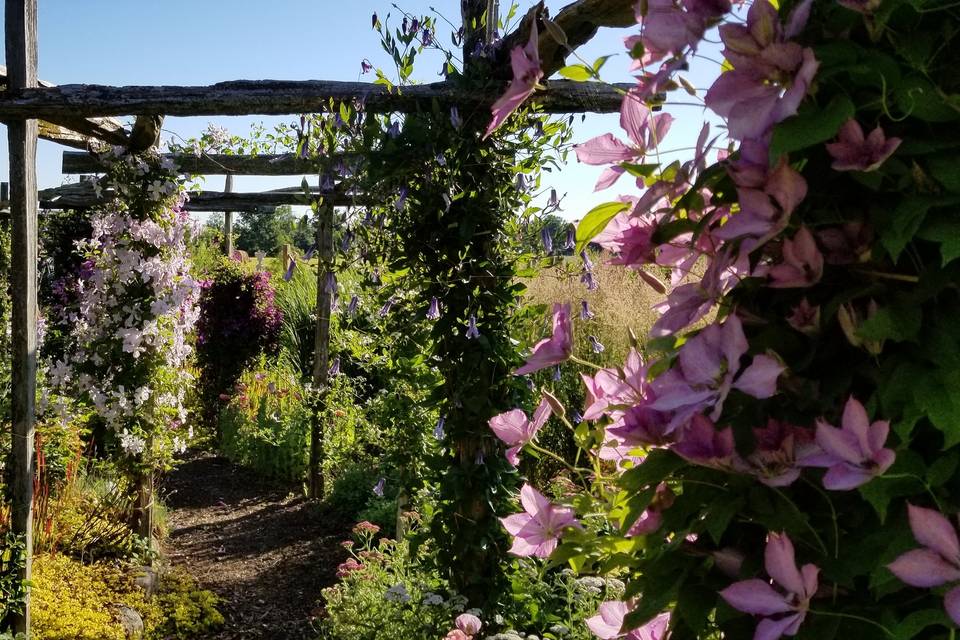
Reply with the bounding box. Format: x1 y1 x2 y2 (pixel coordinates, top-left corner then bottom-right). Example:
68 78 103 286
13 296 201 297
329 356 341 376
347 294 359 316
450 106 462 129
426 296 440 320
434 414 446 440
540 227 554 254
372 477 385 497
466 314 481 339
580 300 595 320
379 297 394 317
589 335 605 353
564 226 576 251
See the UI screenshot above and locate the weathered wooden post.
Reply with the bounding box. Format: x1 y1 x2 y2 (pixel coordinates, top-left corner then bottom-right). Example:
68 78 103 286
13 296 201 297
6 0 38 634
308 197 334 499
223 174 234 257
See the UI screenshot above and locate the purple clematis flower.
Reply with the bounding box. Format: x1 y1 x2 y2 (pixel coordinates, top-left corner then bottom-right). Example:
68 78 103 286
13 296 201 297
372 477 385 497
720 532 818 640
515 303 573 375
346 294 360 316
671 414 745 471
329 356 341 376
434 414 446 440
888 504 960 625
541 226 554 254
767 226 824 289
500 483 580 558
590 335 605 353
484 23 542 138
488 396 552 466
800 396 895 490
581 300 595 320
650 314 785 429
787 298 820 334
586 602 670 640
283 257 297 282
825 119 902 172
747 419 815 487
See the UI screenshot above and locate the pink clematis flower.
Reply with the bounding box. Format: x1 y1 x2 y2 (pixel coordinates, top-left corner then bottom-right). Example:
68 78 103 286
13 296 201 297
705 0 818 140
825 119 902 172
650 314 785 428
501 483 580 558
716 151 809 242
575 92 674 190
799 396 895 490
587 601 671 640
444 631 471 640
767 227 824 288
671 414 746 471
484 23 542 138
721 532 818 640
746 419 815 487
786 298 820 334
515 303 573 375
488 396 552 466
888 504 960 625
626 483 675 537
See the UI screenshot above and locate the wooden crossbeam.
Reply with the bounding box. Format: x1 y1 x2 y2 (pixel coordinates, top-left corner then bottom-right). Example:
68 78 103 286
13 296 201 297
62 151 345 176
0 65 129 149
0 79 632 119
37 181 372 211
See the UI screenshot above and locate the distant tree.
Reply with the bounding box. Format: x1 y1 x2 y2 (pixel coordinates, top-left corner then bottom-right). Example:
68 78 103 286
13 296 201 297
521 213 572 255
235 205 314 254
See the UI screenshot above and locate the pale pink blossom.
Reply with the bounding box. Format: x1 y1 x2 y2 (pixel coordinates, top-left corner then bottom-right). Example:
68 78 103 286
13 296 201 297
484 23 542 138
515 303 573 375
586 601 670 640
488 397 552 466
501 483 580 558
825 119 901 172
767 227 824 288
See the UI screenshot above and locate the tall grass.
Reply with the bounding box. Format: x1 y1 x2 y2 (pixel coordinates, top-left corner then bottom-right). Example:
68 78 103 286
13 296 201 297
522 259 668 365
273 265 318 379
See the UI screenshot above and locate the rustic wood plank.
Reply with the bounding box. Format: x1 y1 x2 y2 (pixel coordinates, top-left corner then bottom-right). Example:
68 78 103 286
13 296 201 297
37 181 373 211
308 199 334 499
0 79 631 118
0 65 129 148
62 151 351 176
6 0 38 635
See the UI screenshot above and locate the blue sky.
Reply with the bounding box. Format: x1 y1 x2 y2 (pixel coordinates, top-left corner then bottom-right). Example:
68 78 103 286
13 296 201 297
0 1 723 222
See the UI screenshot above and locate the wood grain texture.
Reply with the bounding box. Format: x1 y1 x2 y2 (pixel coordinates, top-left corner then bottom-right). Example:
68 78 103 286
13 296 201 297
0 79 631 118
62 151 355 176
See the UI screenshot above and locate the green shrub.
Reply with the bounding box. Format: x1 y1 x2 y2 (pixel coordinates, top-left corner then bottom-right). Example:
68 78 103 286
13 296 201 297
152 570 224 638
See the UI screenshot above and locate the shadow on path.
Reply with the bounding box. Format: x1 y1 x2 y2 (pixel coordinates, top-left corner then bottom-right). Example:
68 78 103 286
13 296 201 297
161 451 349 640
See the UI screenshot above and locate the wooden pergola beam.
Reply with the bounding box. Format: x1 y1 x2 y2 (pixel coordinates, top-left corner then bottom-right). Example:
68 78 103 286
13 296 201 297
37 181 373 211
0 79 632 119
0 65 129 149
62 151 349 176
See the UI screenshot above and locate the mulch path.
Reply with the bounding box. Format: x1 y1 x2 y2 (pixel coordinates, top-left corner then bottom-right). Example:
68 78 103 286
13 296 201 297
160 451 350 640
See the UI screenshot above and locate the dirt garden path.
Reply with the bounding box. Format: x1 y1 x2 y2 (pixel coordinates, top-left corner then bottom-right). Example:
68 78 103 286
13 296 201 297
161 451 349 640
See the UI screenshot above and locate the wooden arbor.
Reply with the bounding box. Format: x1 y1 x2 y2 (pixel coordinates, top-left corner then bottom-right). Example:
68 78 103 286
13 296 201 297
2 0 635 633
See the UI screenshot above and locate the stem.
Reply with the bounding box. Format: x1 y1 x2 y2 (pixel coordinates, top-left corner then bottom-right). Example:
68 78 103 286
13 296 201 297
771 487 829 556
809 609 895 638
803 478 840 559
569 354 604 370
852 268 920 283
528 441 584 476
882 473 943 512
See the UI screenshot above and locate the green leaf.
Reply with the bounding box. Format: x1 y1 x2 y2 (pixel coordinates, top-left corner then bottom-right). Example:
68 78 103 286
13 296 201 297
858 450 926 521
705 496 745 545
620 162 659 179
557 64 594 82
575 201 629 252
926 450 958 487
917 216 960 266
879 197 933 261
770 94 855 157
893 609 952 640
619 449 685 492
858 302 922 343
592 55 614 73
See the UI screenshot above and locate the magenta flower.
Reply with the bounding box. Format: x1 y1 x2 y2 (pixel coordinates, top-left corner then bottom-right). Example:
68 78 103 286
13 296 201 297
650 315 785 427
625 483 675 537
586 601 670 640
515 303 573 375
720 532 818 640
716 155 809 242
593 212 657 268
825 119 902 172
484 23 542 138
767 227 824 288
488 397 552 466
500 483 580 558
888 504 960 625
800 396 895 490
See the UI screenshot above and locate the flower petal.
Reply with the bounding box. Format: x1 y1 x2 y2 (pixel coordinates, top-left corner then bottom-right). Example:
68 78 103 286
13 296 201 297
945 585 960 627
908 504 960 562
720 579 793 615
764 532 805 595
755 614 803 640
888 548 960 587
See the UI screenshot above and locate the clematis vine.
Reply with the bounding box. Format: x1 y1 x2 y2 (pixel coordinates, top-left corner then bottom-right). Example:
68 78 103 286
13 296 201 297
501 483 580 558
720 532 818 640
767 226 824 289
